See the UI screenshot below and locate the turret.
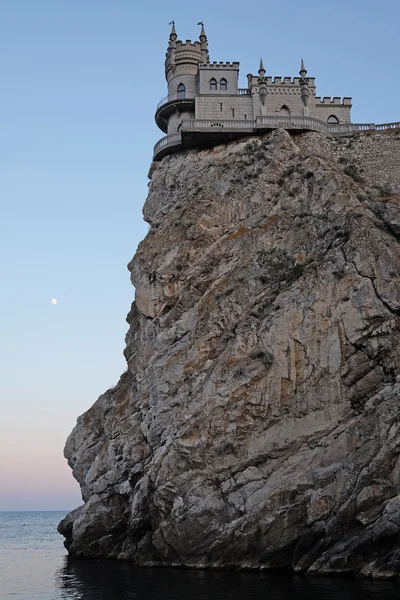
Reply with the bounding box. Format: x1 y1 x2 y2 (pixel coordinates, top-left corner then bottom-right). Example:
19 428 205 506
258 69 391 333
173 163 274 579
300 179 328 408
156 23 202 135
299 58 310 108
165 21 178 81
199 22 209 63
258 58 267 106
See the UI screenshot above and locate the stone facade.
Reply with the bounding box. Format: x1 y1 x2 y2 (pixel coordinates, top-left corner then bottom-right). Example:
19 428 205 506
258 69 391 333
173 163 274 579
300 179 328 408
155 24 352 144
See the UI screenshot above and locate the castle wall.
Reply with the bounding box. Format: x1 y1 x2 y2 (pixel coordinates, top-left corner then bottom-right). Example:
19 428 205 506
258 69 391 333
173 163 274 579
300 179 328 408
168 109 195 134
312 99 352 124
195 95 253 120
198 63 239 95
168 72 198 97
262 89 307 117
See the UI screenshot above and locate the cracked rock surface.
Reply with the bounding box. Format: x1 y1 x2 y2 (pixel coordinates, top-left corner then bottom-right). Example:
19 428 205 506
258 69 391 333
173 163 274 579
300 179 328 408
59 129 400 577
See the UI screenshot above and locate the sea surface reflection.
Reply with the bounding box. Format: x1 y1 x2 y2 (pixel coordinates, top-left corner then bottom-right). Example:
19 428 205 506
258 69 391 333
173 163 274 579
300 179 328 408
56 556 400 600
2 512 400 600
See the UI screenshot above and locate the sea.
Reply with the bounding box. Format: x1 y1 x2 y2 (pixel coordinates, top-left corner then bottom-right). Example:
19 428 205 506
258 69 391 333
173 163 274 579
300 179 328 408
1 511 400 600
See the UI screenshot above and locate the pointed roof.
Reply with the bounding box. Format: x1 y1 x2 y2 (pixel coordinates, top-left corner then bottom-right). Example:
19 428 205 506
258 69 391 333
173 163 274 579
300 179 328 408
198 21 207 38
169 20 177 39
258 58 266 78
300 58 307 74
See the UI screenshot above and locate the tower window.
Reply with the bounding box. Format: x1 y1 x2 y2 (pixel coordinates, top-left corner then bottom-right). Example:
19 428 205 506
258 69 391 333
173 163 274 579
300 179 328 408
177 83 185 99
210 78 217 91
220 78 228 91
327 115 339 124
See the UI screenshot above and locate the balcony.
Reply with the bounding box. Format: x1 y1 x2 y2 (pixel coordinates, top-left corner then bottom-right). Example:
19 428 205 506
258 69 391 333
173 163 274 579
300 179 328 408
152 118 400 161
155 92 197 133
153 132 182 161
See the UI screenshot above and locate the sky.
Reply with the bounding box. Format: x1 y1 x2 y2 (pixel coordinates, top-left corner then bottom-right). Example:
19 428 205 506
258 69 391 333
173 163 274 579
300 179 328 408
1 0 399 512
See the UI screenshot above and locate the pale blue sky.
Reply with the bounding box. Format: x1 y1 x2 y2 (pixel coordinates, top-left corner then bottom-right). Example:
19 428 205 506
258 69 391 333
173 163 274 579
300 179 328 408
1 0 398 511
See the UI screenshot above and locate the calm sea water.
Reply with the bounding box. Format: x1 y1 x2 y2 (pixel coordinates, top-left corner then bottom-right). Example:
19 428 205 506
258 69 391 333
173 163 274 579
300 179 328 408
1 511 400 599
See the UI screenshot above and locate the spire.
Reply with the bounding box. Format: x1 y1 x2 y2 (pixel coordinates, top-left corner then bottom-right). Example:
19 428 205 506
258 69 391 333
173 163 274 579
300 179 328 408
169 20 177 40
258 58 267 107
167 21 177 72
299 58 307 77
299 59 309 108
198 21 209 63
258 58 266 78
198 21 206 39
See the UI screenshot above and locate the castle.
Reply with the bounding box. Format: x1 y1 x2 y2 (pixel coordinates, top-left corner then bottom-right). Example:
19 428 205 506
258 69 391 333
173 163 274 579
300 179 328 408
153 23 398 161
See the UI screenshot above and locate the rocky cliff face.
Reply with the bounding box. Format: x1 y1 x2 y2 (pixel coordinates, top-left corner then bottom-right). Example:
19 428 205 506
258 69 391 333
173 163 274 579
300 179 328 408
59 129 400 578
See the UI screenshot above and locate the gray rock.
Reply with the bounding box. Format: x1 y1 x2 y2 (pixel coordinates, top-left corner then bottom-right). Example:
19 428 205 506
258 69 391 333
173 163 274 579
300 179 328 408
59 130 400 577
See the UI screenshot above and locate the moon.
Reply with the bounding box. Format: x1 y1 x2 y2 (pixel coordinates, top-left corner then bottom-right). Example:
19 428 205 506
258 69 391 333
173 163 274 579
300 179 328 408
51 298 57 305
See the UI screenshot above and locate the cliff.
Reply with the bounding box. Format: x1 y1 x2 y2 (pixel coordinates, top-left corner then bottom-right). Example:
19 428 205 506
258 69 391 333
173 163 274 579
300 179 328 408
59 128 400 578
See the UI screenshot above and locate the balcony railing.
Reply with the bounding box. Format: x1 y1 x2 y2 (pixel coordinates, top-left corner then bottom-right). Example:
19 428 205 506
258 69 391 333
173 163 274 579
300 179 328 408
238 88 251 95
328 122 400 134
256 115 328 134
153 119 400 160
156 92 197 112
181 116 329 135
182 119 254 131
153 132 182 157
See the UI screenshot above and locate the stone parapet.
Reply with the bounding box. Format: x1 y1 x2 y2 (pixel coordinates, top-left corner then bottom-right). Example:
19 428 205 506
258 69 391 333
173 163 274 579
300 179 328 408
152 119 400 161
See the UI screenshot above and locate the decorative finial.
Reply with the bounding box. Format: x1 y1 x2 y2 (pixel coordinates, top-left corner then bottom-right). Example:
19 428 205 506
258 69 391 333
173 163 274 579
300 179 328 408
300 58 307 76
198 21 206 38
169 20 177 38
259 58 266 76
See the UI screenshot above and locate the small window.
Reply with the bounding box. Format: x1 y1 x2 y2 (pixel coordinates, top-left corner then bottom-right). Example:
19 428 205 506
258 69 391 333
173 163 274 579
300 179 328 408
327 115 339 124
177 83 185 99
210 78 217 91
220 78 227 91
279 105 290 116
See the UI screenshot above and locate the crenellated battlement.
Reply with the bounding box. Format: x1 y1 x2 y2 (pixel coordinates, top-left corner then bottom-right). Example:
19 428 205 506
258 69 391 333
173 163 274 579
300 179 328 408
267 76 316 85
176 40 202 51
315 96 352 105
200 61 240 69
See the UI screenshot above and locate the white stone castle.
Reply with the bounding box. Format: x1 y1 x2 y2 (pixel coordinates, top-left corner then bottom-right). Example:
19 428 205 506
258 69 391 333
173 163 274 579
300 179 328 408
153 23 397 161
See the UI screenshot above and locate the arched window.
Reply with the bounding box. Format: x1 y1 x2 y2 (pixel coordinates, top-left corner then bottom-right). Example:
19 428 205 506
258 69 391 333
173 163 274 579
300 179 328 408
327 115 339 124
177 123 182 132
220 78 227 91
177 83 185 99
279 105 290 116
210 78 217 91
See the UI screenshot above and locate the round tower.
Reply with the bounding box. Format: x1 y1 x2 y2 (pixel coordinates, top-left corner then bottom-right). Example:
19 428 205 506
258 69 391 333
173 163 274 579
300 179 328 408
155 23 204 135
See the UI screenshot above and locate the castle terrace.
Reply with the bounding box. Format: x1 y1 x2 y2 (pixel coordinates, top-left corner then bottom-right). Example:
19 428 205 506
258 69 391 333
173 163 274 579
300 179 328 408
153 23 399 162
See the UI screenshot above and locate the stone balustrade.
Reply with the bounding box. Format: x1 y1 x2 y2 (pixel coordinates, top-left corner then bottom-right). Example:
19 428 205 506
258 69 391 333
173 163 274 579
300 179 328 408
153 118 400 161
153 132 182 160
182 119 254 131
256 115 328 134
156 92 197 112
328 122 400 135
